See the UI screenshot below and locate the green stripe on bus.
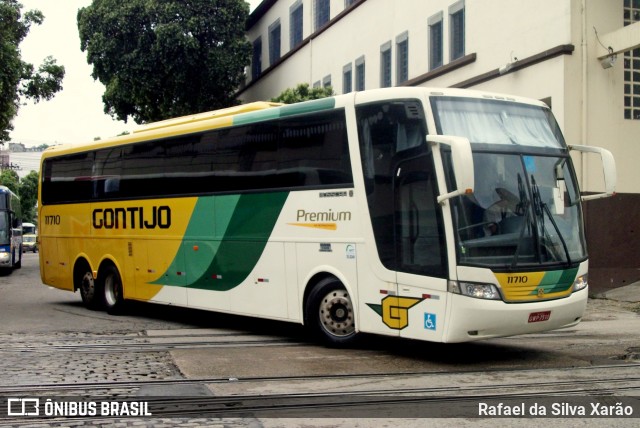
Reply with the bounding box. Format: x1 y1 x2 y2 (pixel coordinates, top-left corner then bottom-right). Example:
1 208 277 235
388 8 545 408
153 192 289 291
233 108 281 126
529 267 578 295
232 98 336 126
280 97 335 117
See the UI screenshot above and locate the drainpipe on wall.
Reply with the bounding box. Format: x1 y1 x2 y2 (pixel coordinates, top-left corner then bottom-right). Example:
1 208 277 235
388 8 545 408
581 0 589 189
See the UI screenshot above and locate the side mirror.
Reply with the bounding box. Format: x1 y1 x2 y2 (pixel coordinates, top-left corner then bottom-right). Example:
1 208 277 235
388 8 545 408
569 145 617 201
427 135 475 204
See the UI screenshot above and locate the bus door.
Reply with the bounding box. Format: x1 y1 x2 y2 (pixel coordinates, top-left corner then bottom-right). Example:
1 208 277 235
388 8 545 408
356 99 447 339
393 153 448 342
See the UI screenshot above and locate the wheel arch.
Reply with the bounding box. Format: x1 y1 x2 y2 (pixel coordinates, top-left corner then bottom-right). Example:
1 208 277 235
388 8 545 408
72 254 94 291
301 266 358 329
73 254 124 290
96 256 123 283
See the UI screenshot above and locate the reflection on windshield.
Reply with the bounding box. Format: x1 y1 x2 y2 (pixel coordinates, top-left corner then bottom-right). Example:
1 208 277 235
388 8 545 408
452 153 586 268
433 97 564 148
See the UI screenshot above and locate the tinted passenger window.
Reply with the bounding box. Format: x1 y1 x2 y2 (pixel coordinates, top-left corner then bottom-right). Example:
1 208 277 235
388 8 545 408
42 153 93 204
41 109 352 204
279 110 352 187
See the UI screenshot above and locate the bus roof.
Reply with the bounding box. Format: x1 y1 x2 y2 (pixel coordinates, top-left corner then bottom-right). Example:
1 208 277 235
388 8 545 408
41 101 287 159
133 101 283 134
40 87 548 160
0 185 17 195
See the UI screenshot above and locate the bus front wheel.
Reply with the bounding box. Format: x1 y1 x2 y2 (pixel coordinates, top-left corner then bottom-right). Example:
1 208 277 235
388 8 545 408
305 277 357 347
101 265 125 315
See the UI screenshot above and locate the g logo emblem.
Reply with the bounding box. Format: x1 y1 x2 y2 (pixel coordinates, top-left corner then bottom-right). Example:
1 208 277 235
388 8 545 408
367 296 423 330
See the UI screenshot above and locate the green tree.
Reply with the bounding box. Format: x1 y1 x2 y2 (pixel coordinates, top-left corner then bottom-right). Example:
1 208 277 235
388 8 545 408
271 83 334 104
0 168 19 193
18 170 38 223
78 0 251 124
0 0 65 144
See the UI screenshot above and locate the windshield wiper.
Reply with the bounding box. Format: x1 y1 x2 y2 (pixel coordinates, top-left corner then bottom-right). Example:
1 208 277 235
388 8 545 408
510 174 530 269
531 176 572 266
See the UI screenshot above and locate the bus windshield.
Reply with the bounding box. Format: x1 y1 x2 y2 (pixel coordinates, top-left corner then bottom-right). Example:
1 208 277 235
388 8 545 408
450 153 586 268
432 97 586 269
0 212 8 245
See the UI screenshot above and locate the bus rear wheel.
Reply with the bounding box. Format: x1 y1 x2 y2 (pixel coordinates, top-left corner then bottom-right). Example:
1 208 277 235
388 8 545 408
101 265 125 315
305 277 357 347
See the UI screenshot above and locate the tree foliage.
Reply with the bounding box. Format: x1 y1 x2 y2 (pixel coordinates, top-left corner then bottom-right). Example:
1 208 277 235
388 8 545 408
270 83 334 104
18 170 38 223
0 169 19 193
77 0 252 124
0 0 65 144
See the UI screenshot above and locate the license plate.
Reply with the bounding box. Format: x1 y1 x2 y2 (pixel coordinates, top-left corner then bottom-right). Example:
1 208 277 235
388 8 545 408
528 311 551 323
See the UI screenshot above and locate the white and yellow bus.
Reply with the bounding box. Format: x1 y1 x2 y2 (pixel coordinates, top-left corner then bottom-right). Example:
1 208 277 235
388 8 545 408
38 88 616 345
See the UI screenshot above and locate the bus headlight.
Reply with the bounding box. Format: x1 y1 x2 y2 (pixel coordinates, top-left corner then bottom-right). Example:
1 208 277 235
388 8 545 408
448 281 501 300
572 274 588 292
0 251 9 262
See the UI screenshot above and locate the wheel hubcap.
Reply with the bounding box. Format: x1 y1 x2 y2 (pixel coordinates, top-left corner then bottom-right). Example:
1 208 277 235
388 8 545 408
319 290 355 337
81 273 94 298
104 274 119 307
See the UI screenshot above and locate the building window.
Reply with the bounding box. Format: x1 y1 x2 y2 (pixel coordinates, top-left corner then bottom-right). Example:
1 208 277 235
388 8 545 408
624 0 640 120
380 41 392 88
396 32 409 85
290 1 303 49
315 0 330 31
343 63 353 94
268 20 281 66
429 12 443 70
449 1 465 61
355 56 365 91
252 37 262 80
323 75 332 88
345 0 356 7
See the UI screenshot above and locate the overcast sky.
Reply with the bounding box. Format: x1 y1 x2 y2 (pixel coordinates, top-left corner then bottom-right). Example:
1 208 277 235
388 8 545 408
10 0 262 147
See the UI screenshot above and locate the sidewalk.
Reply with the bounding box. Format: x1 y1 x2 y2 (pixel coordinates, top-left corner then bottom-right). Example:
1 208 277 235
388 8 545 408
595 280 640 303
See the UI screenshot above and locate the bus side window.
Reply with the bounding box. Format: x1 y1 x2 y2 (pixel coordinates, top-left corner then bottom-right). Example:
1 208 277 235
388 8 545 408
357 104 398 269
356 100 441 273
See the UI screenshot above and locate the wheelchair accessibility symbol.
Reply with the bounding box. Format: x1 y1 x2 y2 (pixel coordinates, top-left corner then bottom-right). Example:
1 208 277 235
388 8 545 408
424 313 436 331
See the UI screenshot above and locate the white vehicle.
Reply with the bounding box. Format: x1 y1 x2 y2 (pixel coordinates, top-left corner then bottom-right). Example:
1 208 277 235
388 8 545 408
22 222 36 235
39 88 616 345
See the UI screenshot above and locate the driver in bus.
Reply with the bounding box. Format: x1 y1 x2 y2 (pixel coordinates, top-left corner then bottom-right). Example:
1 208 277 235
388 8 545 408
484 187 519 236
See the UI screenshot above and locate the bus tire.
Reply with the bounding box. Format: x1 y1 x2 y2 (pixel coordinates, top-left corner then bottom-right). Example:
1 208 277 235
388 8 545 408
101 265 125 315
305 277 357 347
78 268 102 310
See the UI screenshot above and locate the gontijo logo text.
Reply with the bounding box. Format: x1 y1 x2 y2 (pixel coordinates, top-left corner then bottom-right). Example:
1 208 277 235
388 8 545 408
92 206 171 229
